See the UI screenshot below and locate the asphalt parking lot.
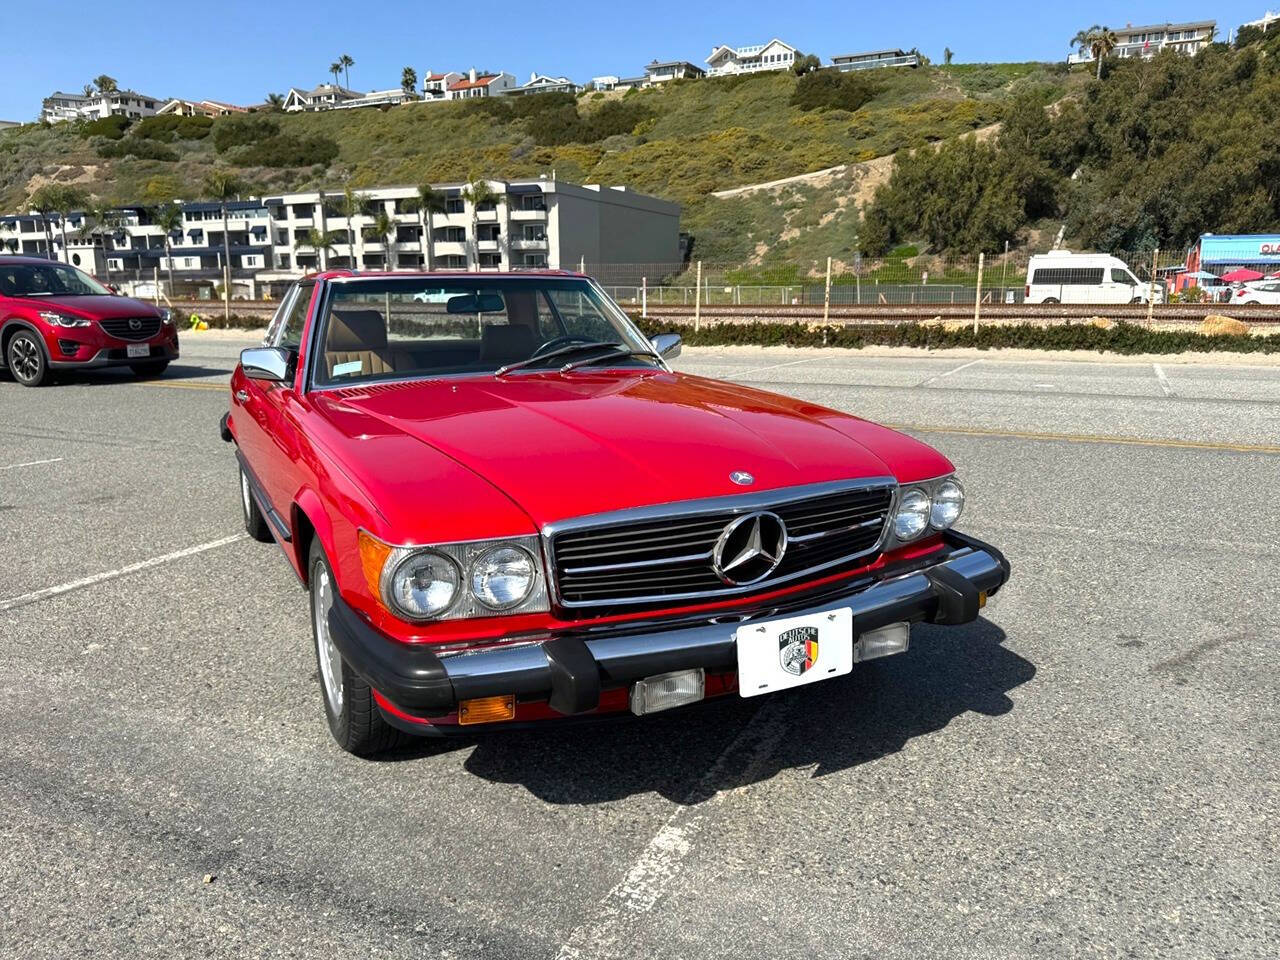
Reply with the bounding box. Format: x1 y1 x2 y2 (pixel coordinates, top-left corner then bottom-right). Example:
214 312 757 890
3 335 1278 959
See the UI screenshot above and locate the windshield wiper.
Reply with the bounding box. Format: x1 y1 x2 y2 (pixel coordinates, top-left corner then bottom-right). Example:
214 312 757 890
559 346 660 373
494 341 624 377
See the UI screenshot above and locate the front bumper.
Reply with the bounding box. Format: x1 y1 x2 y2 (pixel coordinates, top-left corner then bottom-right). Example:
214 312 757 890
48 341 179 369
327 530 1010 721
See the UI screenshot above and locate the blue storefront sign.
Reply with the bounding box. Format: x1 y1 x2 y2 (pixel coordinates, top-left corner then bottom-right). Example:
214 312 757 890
1198 234 1280 265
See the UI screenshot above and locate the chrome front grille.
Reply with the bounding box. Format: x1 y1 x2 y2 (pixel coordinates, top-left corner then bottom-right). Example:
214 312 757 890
99 317 161 341
548 479 895 614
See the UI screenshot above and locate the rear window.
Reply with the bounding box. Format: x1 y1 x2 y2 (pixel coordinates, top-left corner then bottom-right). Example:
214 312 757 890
1030 267 1105 286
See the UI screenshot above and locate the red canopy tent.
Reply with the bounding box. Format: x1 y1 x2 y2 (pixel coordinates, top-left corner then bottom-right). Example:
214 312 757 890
1221 268 1265 283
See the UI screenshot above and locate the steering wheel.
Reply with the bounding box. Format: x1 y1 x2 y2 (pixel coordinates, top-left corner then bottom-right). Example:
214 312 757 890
530 335 599 359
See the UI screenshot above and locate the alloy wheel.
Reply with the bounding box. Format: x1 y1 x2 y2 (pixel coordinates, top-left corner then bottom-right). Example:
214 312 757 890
312 562 345 715
9 336 41 382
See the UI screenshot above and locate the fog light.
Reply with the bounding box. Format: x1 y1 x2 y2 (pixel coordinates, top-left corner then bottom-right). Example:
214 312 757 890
58 339 80 356
853 622 910 662
458 694 515 725
630 669 705 716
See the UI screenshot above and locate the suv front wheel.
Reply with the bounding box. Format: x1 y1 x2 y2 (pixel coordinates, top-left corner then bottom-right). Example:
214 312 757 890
7 330 49 387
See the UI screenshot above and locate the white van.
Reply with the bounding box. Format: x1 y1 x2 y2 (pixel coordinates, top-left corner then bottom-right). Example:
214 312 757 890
1024 251 1162 304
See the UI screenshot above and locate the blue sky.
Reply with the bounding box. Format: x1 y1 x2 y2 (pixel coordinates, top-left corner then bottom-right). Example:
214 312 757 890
7 0 1269 120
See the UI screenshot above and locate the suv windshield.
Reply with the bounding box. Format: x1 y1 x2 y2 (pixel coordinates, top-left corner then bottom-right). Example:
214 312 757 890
0 261 111 297
311 276 658 386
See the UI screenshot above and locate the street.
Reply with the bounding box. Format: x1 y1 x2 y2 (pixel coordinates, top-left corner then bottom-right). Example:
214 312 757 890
2 337 1278 959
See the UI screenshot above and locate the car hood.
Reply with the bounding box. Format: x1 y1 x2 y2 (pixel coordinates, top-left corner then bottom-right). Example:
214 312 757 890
313 370 953 528
21 294 161 319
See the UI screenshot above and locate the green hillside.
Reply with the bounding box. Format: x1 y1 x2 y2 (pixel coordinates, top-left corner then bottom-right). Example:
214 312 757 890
0 62 1072 270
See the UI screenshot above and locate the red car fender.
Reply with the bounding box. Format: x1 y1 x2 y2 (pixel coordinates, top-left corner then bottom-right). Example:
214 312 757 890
289 486 339 587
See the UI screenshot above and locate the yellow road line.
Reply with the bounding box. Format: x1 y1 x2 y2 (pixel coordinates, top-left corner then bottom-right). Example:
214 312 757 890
887 422 1280 455
139 380 228 392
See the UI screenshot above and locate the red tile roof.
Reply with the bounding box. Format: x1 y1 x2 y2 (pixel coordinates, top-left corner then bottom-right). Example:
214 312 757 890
448 74 499 90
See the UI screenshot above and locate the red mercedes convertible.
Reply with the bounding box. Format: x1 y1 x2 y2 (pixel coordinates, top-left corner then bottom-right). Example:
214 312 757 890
222 271 1009 755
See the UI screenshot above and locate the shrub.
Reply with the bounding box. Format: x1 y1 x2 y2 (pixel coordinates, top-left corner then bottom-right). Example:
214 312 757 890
235 133 339 167
78 115 130 140
134 113 214 141
212 114 280 152
95 137 178 161
790 69 879 113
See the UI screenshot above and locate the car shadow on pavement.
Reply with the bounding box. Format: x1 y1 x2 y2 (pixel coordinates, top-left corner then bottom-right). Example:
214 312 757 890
61 364 230 385
454 618 1034 805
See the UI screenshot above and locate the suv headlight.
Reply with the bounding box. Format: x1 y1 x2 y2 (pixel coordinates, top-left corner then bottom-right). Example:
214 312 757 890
159 308 173 325
359 531 548 622
39 310 89 328
890 474 965 544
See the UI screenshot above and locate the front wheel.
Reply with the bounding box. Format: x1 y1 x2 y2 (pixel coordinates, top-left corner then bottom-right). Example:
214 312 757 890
1042 297 1060 305
309 541 408 756
7 331 49 387
130 360 169 378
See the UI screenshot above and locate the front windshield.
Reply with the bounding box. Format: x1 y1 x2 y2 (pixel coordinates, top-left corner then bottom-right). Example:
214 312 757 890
312 276 658 386
0 261 111 297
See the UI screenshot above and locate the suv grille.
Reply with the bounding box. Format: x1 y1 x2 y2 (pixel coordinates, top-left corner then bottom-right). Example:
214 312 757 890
99 317 161 341
549 480 895 615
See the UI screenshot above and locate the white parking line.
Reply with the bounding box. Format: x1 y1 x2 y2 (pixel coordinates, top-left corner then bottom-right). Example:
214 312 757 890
555 696 793 959
918 358 982 387
1 458 64 470
0 534 247 612
1153 363 1174 397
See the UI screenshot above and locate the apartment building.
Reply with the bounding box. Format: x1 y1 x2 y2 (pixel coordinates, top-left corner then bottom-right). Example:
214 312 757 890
508 74 580 96
256 178 680 284
422 70 464 100
705 39 798 76
1068 20 1216 62
831 49 921 71
446 69 518 99
40 89 162 124
157 98 249 117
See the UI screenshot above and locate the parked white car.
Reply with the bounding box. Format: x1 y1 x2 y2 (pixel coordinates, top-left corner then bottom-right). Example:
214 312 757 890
1232 280 1280 305
1025 251 1163 305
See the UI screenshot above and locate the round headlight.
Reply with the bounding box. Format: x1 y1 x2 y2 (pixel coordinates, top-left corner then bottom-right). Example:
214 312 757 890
470 546 535 610
893 488 931 541
387 550 459 619
930 478 964 529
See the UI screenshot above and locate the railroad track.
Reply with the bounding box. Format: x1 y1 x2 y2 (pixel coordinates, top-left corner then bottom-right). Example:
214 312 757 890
630 303 1280 324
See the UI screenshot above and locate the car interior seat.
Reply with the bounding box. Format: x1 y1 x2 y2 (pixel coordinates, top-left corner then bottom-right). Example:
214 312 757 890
325 309 410 379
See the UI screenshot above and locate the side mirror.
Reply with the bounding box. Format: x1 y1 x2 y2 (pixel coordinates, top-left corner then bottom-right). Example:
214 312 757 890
107 284 120 295
651 333 682 360
241 346 296 382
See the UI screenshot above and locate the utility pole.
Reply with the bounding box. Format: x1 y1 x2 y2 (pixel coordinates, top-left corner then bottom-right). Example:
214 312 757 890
973 252 984 335
1000 240 1009 303
641 276 647 318
823 256 832 325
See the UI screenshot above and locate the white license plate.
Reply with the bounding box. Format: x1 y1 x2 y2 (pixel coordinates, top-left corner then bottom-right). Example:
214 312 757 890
736 608 854 697
126 343 150 359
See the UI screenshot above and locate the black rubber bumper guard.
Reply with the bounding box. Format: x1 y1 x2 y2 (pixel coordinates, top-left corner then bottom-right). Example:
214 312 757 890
326 530 1011 720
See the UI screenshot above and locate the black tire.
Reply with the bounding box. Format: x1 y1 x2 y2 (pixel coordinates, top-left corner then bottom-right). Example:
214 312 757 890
7 330 49 387
239 465 273 543
130 360 169 378
1043 297 1060 304
308 540 408 757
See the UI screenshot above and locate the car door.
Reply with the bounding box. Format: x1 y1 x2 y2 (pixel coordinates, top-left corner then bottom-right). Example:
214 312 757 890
234 281 314 527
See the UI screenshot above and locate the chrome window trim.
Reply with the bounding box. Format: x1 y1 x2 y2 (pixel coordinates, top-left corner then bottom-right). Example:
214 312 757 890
542 476 899 610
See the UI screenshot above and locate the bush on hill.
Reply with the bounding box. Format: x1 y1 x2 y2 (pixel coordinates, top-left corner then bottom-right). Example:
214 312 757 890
78 115 130 140
212 114 280 152
789 69 879 112
95 137 178 161
234 133 339 167
134 114 213 141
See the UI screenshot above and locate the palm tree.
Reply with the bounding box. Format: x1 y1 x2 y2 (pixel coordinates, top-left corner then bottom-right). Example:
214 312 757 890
339 54 355 91
202 169 246 320
329 61 343 88
52 186 88 264
303 228 342 270
77 204 119 284
461 178 504 271
944 47 954 65
265 92 285 111
151 201 184 296
404 184 447 271
27 185 60 261
92 75 118 94
1073 25 1119 79
337 187 369 267
364 208 397 270
82 84 95 97
401 66 417 97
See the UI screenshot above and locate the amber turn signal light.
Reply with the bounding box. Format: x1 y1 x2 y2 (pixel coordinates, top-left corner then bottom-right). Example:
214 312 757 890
458 695 516 725
357 530 392 598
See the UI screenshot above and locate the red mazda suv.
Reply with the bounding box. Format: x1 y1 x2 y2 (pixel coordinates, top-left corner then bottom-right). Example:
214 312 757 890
0 256 179 387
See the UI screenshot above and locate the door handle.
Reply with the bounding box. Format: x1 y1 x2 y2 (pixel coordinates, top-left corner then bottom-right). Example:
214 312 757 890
235 389 250 403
